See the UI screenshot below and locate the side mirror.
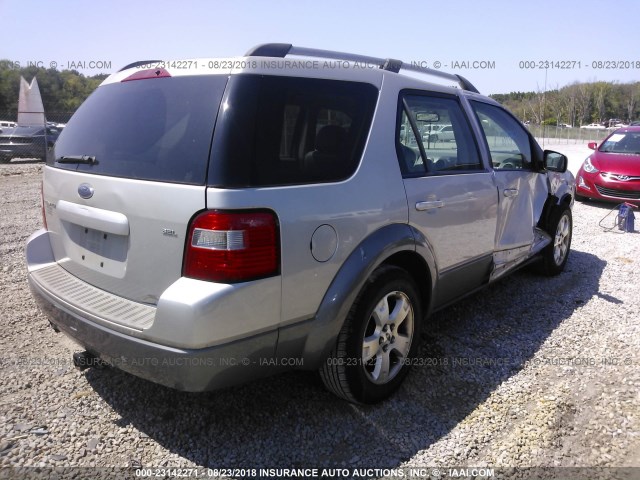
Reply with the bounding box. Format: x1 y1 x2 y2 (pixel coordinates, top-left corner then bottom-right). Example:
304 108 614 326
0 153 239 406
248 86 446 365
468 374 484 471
588 142 598 150
544 150 568 173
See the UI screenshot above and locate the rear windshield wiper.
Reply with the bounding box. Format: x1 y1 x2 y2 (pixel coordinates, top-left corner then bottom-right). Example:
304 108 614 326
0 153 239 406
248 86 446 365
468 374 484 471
56 155 98 165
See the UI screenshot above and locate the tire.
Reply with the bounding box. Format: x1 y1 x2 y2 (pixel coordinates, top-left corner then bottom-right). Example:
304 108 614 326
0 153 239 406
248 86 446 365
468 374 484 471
320 265 422 404
538 205 572 276
0 156 9 164
430 135 438 143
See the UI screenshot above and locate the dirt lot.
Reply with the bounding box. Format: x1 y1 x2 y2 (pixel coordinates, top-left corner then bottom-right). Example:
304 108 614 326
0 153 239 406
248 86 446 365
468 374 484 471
1 162 639 477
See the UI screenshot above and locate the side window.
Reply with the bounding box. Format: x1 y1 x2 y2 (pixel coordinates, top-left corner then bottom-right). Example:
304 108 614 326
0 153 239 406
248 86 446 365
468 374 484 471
397 94 483 176
210 75 378 187
316 109 352 133
471 101 532 170
279 105 301 158
398 109 426 174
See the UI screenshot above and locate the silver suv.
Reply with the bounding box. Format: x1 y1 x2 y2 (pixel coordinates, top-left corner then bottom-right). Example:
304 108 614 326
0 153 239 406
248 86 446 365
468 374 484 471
26 44 575 404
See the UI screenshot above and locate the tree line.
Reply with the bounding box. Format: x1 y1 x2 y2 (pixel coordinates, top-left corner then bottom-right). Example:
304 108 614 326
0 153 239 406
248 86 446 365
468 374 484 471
0 61 108 122
491 81 640 127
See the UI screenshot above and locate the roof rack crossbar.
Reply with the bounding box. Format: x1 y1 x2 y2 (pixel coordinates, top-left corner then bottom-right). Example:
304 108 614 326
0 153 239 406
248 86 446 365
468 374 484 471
244 43 480 93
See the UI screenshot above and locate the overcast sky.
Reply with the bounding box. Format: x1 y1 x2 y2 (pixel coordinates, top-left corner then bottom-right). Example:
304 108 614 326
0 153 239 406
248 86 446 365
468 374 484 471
1 0 639 95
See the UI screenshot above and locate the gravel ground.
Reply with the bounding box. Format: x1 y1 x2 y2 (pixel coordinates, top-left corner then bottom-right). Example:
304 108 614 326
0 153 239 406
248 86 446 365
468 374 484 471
0 161 639 478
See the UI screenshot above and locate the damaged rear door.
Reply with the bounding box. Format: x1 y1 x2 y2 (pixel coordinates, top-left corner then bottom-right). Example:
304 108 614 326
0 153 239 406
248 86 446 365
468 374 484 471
470 101 550 279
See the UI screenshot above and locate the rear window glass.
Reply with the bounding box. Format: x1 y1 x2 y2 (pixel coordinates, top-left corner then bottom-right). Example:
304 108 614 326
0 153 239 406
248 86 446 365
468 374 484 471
52 76 227 185
208 75 378 187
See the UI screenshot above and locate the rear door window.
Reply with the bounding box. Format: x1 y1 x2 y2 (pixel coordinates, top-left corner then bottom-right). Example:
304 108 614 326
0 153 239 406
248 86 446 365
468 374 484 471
208 75 379 187
397 93 483 176
52 76 227 185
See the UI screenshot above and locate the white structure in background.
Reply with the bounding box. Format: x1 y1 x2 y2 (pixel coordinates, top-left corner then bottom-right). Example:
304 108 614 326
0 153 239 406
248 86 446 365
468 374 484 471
18 76 46 126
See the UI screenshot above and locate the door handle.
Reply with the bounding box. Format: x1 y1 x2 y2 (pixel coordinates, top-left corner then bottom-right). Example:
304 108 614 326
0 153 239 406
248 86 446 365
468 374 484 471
503 188 519 198
416 200 445 211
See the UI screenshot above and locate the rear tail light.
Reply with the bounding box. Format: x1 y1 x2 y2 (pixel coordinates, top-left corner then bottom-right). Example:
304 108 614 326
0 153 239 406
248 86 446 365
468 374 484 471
183 210 280 283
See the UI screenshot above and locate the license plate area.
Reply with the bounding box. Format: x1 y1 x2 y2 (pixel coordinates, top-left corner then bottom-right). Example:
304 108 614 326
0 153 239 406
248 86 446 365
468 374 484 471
63 222 129 278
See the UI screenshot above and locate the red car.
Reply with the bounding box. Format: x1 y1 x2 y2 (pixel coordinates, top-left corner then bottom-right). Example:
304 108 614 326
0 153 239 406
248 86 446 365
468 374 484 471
576 126 640 202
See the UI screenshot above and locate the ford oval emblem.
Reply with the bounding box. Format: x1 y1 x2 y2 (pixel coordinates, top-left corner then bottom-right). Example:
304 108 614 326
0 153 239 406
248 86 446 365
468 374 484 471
78 183 94 199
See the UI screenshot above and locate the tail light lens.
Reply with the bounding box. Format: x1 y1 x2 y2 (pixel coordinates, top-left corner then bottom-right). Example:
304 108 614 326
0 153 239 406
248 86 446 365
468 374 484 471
183 210 280 283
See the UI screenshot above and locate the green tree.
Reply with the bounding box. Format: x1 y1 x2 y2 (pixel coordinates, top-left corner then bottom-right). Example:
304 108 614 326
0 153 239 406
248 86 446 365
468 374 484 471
0 60 107 121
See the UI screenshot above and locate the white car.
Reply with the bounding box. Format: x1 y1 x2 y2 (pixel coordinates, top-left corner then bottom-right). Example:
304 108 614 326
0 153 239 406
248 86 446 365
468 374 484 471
425 124 455 142
580 123 605 130
0 120 17 129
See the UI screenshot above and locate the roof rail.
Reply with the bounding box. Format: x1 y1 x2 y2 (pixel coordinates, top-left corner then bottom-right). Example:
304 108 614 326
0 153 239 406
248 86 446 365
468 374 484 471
245 43 480 93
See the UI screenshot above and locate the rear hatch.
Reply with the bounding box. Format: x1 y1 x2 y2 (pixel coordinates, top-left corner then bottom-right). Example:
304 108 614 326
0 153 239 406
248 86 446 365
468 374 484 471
44 71 227 304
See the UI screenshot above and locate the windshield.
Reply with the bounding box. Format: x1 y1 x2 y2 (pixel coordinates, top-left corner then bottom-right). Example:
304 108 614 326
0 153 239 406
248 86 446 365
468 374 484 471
599 131 640 154
53 75 227 185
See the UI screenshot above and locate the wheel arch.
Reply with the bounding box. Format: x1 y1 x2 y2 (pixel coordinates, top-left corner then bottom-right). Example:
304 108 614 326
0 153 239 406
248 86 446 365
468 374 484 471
538 191 573 232
379 249 433 318
279 223 436 369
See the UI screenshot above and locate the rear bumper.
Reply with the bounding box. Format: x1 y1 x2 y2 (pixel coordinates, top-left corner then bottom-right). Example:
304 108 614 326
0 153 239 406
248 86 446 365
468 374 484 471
26 229 279 391
29 279 277 391
0 144 45 159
